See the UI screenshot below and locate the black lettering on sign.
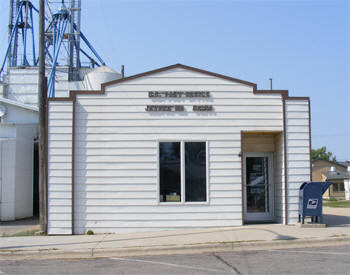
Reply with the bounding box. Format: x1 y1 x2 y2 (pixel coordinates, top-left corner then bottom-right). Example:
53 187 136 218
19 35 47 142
175 105 185 111
148 92 211 98
192 105 214 112
145 105 185 112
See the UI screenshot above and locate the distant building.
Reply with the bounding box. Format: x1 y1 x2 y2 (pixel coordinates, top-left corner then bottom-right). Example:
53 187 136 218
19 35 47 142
0 66 120 221
312 159 350 200
338 161 350 169
0 97 37 220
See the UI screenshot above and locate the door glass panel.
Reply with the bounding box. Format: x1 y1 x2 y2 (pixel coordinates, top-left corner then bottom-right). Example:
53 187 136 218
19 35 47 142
246 157 269 213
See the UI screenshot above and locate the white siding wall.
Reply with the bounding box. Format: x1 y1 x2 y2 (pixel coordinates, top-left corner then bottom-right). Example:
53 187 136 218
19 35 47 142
285 100 311 224
14 125 37 219
0 139 16 221
5 67 85 106
0 124 36 221
2 103 38 124
5 68 39 105
72 67 284 233
47 101 73 234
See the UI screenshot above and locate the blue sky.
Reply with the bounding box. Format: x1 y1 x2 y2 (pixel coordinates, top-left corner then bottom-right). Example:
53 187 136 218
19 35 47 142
0 0 349 161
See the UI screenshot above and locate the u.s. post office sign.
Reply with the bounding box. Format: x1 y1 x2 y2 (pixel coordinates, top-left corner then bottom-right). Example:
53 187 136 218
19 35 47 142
146 91 213 112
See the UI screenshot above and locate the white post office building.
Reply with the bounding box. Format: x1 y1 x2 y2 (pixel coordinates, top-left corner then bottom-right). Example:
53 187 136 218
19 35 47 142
47 64 311 234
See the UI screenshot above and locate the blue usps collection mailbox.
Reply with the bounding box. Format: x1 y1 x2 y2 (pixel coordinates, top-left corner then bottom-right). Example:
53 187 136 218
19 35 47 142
298 181 333 224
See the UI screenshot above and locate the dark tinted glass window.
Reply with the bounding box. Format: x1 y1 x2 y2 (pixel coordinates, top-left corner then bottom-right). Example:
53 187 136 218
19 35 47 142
333 184 339 192
185 142 206 202
159 142 181 202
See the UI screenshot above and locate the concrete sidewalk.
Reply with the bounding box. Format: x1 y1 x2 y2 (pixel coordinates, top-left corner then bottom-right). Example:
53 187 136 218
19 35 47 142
0 207 349 260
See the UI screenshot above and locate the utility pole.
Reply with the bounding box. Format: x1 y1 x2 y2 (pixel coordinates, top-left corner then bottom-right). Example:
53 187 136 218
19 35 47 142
38 0 47 234
7 0 14 69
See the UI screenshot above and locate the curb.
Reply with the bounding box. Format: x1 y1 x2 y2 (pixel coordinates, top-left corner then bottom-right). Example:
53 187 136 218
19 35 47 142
1 237 350 260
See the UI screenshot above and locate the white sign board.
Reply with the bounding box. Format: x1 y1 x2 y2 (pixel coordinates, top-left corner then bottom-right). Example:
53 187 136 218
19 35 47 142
307 199 318 209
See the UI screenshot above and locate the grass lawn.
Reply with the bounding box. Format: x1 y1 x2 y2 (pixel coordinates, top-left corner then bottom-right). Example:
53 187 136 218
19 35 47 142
1 229 38 237
323 200 350 208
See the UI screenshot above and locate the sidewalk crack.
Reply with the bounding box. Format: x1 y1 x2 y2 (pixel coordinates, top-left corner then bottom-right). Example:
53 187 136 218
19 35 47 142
91 234 108 256
213 254 242 275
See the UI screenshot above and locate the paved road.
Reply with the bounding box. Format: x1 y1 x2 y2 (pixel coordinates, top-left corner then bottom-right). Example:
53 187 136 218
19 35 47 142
0 245 349 274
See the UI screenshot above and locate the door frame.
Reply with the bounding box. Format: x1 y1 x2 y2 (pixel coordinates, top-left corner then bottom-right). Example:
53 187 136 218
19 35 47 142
243 152 274 222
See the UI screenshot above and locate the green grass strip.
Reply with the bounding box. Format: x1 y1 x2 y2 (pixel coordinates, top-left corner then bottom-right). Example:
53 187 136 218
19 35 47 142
323 200 350 208
1 229 38 237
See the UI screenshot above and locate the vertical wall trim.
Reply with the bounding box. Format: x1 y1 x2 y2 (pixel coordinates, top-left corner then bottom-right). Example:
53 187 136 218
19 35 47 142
45 95 48 233
308 99 312 181
156 140 160 205
240 131 244 224
206 140 210 205
282 98 288 225
180 141 185 202
71 98 76 235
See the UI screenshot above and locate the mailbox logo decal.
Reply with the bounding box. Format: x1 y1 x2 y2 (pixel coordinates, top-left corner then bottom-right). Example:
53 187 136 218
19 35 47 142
307 199 318 209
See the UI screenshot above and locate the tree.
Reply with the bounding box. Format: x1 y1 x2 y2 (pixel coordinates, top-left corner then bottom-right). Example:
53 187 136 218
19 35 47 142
311 146 337 162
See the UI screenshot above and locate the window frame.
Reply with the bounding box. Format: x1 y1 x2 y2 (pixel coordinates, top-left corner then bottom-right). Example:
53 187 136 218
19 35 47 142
333 183 339 192
333 182 345 193
157 140 209 205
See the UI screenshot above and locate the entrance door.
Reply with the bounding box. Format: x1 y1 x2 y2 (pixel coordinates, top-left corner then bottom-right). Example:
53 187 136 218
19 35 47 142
243 152 274 222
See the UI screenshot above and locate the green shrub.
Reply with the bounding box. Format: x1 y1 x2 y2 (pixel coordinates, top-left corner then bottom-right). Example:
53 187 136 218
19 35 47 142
86 230 94 235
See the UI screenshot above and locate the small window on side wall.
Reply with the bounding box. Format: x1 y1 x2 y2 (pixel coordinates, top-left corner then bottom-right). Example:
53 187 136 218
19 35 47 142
159 141 207 203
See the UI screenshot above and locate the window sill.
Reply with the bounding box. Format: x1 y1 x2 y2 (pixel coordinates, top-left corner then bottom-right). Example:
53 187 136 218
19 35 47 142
158 201 209 206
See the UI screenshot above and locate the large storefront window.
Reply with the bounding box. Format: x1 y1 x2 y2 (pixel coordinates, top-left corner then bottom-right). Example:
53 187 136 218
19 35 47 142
185 142 206 202
159 142 207 203
159 142 181 202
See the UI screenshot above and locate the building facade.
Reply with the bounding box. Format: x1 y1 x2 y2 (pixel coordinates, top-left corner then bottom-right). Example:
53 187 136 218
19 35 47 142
0 97 38 221
46 64 311 234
